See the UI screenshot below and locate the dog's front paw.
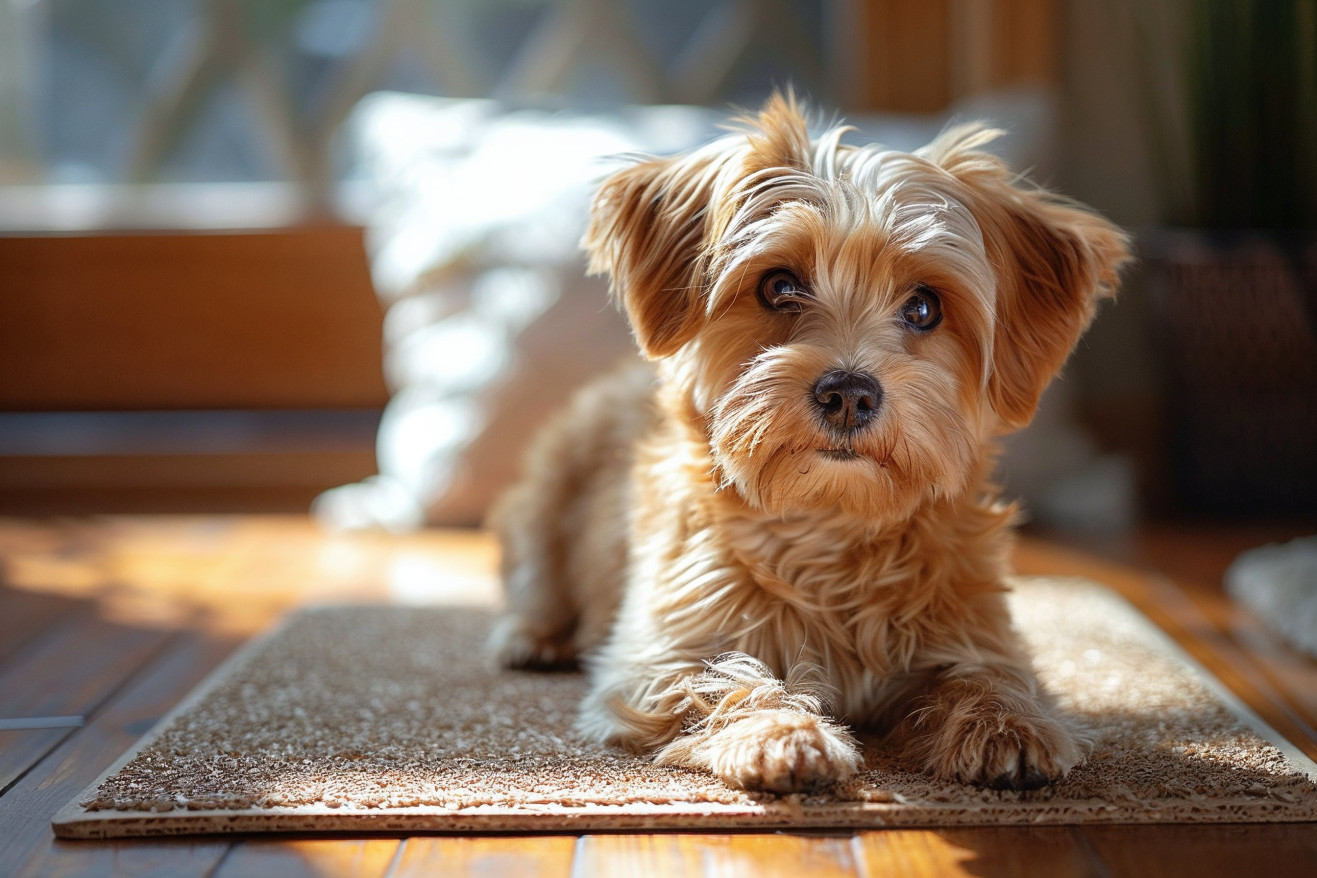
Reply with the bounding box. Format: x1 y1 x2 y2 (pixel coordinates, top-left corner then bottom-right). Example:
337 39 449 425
684 710 862 794
906 697 1084 790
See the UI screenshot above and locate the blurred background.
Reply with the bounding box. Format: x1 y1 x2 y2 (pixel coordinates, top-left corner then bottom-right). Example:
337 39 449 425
0 0 1313 538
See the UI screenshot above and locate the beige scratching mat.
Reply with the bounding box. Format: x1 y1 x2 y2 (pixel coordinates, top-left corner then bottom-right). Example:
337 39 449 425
54 578 1317 838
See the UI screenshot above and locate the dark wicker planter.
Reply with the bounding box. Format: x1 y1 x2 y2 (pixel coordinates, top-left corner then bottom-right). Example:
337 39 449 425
1142 229 1317 516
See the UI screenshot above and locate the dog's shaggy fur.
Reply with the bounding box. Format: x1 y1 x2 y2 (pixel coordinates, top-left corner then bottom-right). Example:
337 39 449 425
491 93 1130 794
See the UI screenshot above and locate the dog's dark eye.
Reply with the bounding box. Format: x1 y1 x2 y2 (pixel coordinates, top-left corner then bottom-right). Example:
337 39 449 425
758 269 809 313
901 287 942 331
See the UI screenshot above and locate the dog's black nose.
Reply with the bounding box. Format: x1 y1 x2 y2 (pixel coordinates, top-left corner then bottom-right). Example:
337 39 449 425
812 370 882 432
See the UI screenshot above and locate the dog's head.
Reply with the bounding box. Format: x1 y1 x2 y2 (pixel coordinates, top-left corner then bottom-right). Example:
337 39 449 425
584 93 1129 522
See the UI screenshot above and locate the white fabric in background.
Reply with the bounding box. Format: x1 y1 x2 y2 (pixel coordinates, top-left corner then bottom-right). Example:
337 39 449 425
1227 537 1317 658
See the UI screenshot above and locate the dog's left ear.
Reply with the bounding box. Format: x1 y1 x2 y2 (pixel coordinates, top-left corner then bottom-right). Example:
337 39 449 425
583 148 729 359
925 126 1132 429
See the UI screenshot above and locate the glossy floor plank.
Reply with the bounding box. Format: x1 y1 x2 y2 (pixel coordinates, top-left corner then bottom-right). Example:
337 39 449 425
854 827 1101 878
391 836 577 878
1081 824 1317 878
576 834 861 878
0 583 84 666
212 838 401 878
709 834 859 877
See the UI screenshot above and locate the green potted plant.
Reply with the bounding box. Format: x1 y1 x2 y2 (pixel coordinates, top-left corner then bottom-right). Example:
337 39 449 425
1137 0 1317 516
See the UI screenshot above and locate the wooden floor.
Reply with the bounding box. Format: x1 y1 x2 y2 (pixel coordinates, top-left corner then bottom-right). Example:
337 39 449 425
0 516 1314 877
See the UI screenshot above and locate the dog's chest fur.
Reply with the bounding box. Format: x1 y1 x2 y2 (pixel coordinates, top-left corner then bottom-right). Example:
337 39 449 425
630 421 1014 723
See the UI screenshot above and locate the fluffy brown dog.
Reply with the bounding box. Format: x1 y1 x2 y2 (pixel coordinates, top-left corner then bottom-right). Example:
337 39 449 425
491 93 1129 794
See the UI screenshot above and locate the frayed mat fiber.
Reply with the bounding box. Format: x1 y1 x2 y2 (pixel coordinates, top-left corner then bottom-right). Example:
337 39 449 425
55 578 1317 838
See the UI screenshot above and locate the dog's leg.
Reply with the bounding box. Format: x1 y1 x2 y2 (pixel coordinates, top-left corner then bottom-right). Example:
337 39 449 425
489 473 580 669
895 653 1084 790
488 401 601 670
583 653 862 794
490 364 652 669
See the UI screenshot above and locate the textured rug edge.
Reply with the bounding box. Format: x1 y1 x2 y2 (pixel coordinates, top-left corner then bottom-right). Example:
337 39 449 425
51 584 1317 839
51 795 1317 839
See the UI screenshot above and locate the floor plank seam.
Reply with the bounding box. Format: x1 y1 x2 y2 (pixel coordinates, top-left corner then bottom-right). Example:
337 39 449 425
0 716 85 731
0 728 78 800
848 834 871 878
200 842 235 878
569 834 590 878
381 836 408 878
1071 826 1115 878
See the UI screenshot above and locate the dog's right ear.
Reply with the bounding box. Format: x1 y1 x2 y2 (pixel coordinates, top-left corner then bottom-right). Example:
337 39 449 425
583 149 727 359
